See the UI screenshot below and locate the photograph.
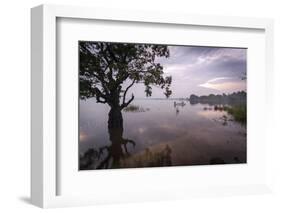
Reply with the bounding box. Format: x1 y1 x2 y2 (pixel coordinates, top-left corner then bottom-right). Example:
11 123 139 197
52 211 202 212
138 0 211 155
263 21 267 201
79 41 247 170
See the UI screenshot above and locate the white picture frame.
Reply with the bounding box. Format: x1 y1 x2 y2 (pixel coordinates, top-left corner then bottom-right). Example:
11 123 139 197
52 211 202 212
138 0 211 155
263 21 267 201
31 4 274 208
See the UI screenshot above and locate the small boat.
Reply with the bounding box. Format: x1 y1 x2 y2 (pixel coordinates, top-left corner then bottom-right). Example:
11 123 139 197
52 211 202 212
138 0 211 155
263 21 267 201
174 101 186 107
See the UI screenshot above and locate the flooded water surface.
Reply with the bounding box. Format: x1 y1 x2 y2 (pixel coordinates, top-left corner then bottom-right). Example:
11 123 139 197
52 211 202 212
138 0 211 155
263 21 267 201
79 98 246 170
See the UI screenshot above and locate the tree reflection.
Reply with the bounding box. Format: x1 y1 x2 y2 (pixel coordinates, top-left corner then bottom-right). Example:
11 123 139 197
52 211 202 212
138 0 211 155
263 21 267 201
80 97 174 170
97 127 136 169
80 125 173 170
80 126 135 170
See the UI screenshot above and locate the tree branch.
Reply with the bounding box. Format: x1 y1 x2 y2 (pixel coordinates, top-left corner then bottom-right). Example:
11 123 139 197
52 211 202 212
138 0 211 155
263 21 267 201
121 93 135 109
122 79 136 105
96 95 107 103
93 87 108 104
106 45 118 62
92 72 110 96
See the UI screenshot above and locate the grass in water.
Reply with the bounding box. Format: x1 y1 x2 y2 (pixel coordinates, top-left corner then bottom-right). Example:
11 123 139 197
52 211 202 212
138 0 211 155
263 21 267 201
224 105 246 125
123 104 149 113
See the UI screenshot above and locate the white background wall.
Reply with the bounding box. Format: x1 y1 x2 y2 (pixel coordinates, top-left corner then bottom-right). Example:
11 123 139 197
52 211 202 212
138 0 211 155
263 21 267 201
0 0 280 212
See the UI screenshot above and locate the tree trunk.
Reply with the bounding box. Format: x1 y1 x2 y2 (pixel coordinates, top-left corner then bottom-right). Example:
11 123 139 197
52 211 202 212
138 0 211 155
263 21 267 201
107 127 124 168
107 107 124 168
108 106 123 129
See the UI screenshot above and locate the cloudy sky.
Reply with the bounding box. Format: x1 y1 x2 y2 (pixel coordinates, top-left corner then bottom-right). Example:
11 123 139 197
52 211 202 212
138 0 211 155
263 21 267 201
132 45 247 98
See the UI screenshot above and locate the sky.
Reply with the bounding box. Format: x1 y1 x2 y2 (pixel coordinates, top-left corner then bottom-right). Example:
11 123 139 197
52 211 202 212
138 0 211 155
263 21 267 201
131 45 247 98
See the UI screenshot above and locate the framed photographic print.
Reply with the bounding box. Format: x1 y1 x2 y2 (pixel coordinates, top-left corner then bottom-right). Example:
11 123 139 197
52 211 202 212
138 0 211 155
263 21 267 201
31 4 274 208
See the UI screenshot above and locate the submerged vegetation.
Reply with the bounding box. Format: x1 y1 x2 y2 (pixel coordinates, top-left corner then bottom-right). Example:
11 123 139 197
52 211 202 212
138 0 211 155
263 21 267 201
120 145 172 168
224 105 247 125
80 143 172 170
123 104 149 113
211 104 246 125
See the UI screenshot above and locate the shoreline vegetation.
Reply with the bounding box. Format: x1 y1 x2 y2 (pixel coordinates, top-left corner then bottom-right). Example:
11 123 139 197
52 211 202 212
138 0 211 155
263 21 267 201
189 91 246 125
189 91 246 105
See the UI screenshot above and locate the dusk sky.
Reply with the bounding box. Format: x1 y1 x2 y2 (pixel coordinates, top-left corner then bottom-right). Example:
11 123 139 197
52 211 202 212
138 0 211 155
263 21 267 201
131 45 247 98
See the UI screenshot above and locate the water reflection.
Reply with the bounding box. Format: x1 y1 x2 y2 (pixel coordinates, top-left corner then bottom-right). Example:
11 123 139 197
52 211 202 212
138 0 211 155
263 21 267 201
98 128 135 169
79 99 246 170
80 125 173 170
80 127 135 170
77 118 172 170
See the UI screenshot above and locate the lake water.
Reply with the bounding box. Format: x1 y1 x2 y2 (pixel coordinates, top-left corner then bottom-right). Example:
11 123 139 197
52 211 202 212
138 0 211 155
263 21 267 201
79 98 246 169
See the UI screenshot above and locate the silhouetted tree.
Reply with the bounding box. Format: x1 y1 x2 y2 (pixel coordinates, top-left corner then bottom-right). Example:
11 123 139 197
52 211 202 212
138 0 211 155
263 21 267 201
79 42 172 129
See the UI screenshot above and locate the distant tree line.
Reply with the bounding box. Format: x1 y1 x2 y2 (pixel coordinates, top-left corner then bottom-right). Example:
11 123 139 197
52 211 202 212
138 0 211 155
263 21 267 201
189 91 246 105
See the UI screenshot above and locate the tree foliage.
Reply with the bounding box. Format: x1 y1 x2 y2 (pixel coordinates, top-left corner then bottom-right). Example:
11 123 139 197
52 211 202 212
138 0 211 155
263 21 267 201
79 41 172 109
